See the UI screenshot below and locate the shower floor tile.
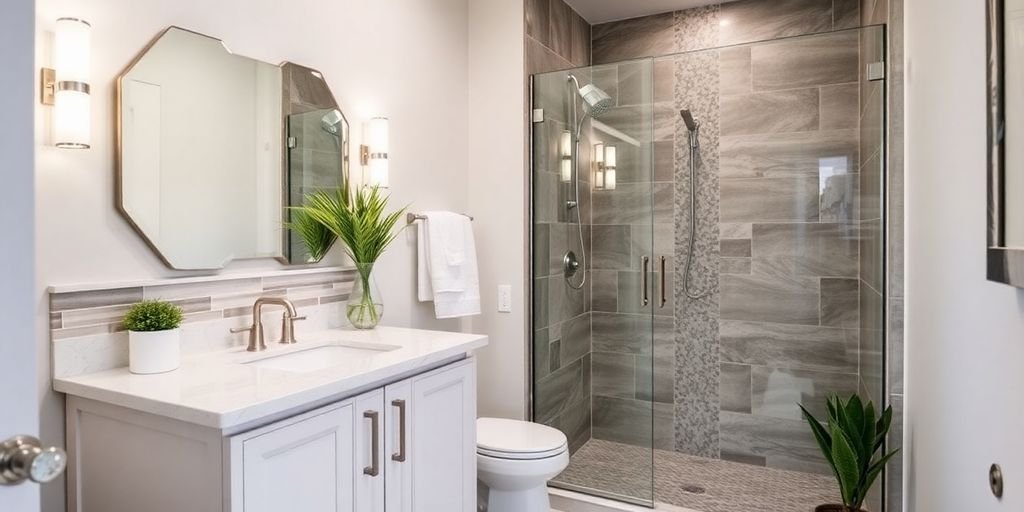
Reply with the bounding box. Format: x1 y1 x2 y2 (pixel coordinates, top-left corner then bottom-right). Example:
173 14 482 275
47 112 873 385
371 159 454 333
554 439 840 512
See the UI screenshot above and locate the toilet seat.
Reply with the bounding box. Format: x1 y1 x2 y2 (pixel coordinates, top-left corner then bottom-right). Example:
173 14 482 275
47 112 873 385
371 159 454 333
476 417 568 460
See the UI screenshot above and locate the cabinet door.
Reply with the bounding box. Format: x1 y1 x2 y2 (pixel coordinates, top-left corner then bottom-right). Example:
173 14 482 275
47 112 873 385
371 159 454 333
355 389 386 512
386 359 476 512
241 404 355 512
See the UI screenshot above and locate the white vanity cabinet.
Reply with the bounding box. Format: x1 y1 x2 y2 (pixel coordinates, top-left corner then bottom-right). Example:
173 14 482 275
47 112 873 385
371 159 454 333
66 357 477 512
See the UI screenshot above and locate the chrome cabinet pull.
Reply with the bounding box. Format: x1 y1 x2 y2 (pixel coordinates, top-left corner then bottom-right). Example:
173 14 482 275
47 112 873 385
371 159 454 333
641 256 650 307
363 410 380 476
659 256 667 308
391 399 407 463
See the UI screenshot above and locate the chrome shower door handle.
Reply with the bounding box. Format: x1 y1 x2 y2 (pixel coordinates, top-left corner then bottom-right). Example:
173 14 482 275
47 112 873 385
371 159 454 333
641 256 650 307
363 410 380 476
391 399 407 462
659 256 667 308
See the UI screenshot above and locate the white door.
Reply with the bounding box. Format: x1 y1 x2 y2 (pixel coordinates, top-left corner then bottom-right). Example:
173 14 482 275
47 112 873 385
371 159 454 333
1 1 59 510
242 404 356 512
401 359 477 512
355 389 385 512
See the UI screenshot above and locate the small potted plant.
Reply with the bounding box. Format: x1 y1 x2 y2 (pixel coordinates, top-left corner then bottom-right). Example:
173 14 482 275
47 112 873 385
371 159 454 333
123 300 184 374
800 395 900 512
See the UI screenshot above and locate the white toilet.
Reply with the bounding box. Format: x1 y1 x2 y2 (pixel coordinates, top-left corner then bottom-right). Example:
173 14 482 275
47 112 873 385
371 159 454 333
476 417 569 512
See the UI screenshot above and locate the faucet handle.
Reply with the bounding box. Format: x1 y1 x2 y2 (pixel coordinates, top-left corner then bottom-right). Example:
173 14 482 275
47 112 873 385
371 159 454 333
279 315 306 345
230 325 254 334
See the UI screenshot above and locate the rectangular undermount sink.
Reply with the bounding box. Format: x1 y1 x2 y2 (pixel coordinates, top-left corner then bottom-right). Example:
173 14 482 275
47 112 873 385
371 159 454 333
243 343 400 373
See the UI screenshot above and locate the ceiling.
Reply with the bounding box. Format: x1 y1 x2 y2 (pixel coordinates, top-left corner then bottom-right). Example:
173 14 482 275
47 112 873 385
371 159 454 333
562 0 725 24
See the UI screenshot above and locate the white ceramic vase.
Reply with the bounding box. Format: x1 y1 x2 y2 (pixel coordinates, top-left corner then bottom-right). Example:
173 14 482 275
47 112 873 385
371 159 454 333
128 328 181 374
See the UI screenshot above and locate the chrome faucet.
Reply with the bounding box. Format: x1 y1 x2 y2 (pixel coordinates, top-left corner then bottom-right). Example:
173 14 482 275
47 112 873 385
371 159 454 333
231 297 306 352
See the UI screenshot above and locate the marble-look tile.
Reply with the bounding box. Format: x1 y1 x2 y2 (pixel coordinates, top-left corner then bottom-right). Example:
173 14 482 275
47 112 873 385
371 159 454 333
859 284 884 405
720 176 820 223
533 328 552 381
820 170 857 223
721 363 753 413
720 222 753 239
525 0 550 47
591 270 618 312
560 312 591 364
720 129 859 179
751 223 858 278
592 12 676 65
570 9 591 67
617 61 654 107
887 394 904 512
720 258 752 275
719 46 752 96
533 278 550 328
550 271 586 321
527 37 574 75
720 239 752 258
720 320 859 373
635 337 675 403
557 392 593 454
592 182 673 225
549 0 573 61
751 31 859 91
593 395 674 449
654 58 675 104
592 64 618 105
534 223 550 276
820 83 859 130
834 0 862 29
535 354 590 423
860 217 883 293
61 297 211 329
51 287 144 312
720 89 821 136
860 84 885 167
674 4 720 52
862 0 888 25
263 271 354 291
820 278 859 328
592 225 632 269
592 351 635 399
721 273 821 325
889 297 904 395
631 224 674 265
860 137 884 220
720 411 829 474
592 312 651 354
654 140 675 182
719 0 833 46
751 366 859 420
550 339 562 372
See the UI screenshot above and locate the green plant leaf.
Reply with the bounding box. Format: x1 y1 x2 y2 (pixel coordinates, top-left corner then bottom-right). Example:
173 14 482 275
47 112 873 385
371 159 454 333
123 300 184 332
862 448 901 502
831 421 861 507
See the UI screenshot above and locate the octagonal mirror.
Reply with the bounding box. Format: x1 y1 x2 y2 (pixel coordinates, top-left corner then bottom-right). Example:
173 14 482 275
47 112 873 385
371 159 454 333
117 27 348 269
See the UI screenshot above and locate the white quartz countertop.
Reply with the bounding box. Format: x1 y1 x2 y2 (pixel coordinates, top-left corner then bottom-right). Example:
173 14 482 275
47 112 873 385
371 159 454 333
53 326 487 430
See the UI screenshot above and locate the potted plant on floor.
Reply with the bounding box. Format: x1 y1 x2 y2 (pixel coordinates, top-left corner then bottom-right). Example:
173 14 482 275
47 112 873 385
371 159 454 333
800 395 900 512
289 186 406 329
123 300 184 374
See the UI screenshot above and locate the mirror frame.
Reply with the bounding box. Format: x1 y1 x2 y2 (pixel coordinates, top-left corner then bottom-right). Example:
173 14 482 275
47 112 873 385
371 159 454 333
114 26 349 270
986 0 1024 285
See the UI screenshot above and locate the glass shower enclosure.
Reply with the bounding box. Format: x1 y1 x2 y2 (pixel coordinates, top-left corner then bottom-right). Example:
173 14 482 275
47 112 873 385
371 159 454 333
530 25 886 510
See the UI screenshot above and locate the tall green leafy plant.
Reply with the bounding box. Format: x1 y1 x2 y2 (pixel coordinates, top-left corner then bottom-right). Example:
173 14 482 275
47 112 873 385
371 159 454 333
800 395 899 511
286 207 336 262
288 186 406 327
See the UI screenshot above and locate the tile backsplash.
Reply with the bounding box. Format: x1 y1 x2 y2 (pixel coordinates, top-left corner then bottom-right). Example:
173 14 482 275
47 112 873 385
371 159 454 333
50 267 356 379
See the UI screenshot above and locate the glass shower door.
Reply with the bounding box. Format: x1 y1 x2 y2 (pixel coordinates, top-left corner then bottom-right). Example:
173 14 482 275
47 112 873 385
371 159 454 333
530 59 657 506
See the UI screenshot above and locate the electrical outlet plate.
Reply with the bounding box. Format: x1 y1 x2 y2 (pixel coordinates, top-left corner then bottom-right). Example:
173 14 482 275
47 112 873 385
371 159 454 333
497 285 512 313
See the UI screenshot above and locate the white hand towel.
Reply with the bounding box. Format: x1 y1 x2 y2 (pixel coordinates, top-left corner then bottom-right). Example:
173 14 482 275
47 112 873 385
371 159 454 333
416 212 481 319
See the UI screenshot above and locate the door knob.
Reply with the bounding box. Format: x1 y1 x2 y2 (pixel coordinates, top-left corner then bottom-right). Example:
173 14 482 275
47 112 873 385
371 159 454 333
0 435 67 485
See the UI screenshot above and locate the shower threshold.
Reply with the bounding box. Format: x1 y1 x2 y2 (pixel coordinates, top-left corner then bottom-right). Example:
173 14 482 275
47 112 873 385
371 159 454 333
553 439 839 512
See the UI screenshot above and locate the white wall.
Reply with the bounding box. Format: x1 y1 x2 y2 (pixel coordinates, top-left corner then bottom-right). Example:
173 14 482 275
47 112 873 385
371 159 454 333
467 0 528 419
35 0 472 509
904 1 1024 510
1 0 38 510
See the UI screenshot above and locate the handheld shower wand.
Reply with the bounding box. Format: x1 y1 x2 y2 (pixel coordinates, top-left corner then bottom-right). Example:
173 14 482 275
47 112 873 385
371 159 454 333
680 109 710 300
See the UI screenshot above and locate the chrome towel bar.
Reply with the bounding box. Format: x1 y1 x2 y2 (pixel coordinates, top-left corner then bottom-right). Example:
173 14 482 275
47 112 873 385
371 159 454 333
406 212 474 224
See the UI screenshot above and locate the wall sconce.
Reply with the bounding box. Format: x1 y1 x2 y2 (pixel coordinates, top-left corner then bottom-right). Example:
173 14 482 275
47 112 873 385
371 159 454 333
559 130 572 183
594 144 616 190
360 117 389 188
41 17 92 149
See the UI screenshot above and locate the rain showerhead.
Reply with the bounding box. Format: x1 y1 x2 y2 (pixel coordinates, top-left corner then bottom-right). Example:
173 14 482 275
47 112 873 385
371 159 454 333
680 109 699 132
321 109 344 135
577 83 614 117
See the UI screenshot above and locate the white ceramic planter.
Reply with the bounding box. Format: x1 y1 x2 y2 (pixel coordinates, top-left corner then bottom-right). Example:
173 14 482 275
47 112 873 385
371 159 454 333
128 329 181 374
